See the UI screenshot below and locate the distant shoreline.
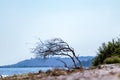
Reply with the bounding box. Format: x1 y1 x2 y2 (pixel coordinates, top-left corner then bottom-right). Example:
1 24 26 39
0 66 54 68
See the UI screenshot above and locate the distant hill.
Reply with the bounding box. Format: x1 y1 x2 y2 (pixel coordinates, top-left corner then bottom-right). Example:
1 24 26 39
0 56 94 68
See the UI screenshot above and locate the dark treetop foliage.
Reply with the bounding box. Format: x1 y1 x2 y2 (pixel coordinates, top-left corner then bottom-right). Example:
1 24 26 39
92 37 120 66
32 38 82 69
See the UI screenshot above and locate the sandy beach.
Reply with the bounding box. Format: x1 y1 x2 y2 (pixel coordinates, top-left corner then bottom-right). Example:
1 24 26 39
40 64 120 80
0 64 120 80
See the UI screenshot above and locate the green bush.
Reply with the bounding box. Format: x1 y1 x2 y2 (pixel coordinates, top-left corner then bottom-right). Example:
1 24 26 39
92 37 120 66
104 57 113 64
104 56 120 64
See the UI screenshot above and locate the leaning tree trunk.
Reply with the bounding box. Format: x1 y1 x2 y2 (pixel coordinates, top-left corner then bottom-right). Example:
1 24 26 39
71 51 82 68
55 53 78 68
61 53 78 68
56 59 70 69
67 54 78 68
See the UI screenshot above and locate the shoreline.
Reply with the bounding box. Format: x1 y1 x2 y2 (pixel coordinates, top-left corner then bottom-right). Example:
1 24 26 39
0 64 120 80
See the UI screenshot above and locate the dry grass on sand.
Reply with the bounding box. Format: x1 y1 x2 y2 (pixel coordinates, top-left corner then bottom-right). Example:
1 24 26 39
1 64 120 80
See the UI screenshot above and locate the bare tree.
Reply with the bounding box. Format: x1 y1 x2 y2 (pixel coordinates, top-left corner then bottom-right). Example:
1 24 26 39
32 38 82 69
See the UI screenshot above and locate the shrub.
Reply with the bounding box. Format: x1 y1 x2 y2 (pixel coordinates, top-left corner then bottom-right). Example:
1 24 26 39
104 56 120 64
104 57 113 64
92 37 120 66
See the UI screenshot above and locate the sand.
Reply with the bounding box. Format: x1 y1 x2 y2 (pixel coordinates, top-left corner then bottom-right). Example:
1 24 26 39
1 64 120 80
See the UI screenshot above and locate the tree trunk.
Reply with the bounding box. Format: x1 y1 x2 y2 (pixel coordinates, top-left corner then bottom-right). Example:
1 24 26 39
67 54 77 68
72 51 82 68
56 59 69 69
60 53 77 68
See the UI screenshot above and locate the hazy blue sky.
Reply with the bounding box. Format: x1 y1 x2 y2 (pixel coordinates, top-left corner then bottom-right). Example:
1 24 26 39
0 0 120 66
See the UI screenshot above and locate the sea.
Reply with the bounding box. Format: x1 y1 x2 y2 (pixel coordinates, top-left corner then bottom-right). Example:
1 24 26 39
0 67 52 77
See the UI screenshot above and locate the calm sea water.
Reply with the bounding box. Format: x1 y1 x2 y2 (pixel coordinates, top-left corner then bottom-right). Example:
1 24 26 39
0 67 52 76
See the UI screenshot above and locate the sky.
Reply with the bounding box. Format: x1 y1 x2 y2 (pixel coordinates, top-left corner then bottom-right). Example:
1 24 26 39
0 0 120 66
